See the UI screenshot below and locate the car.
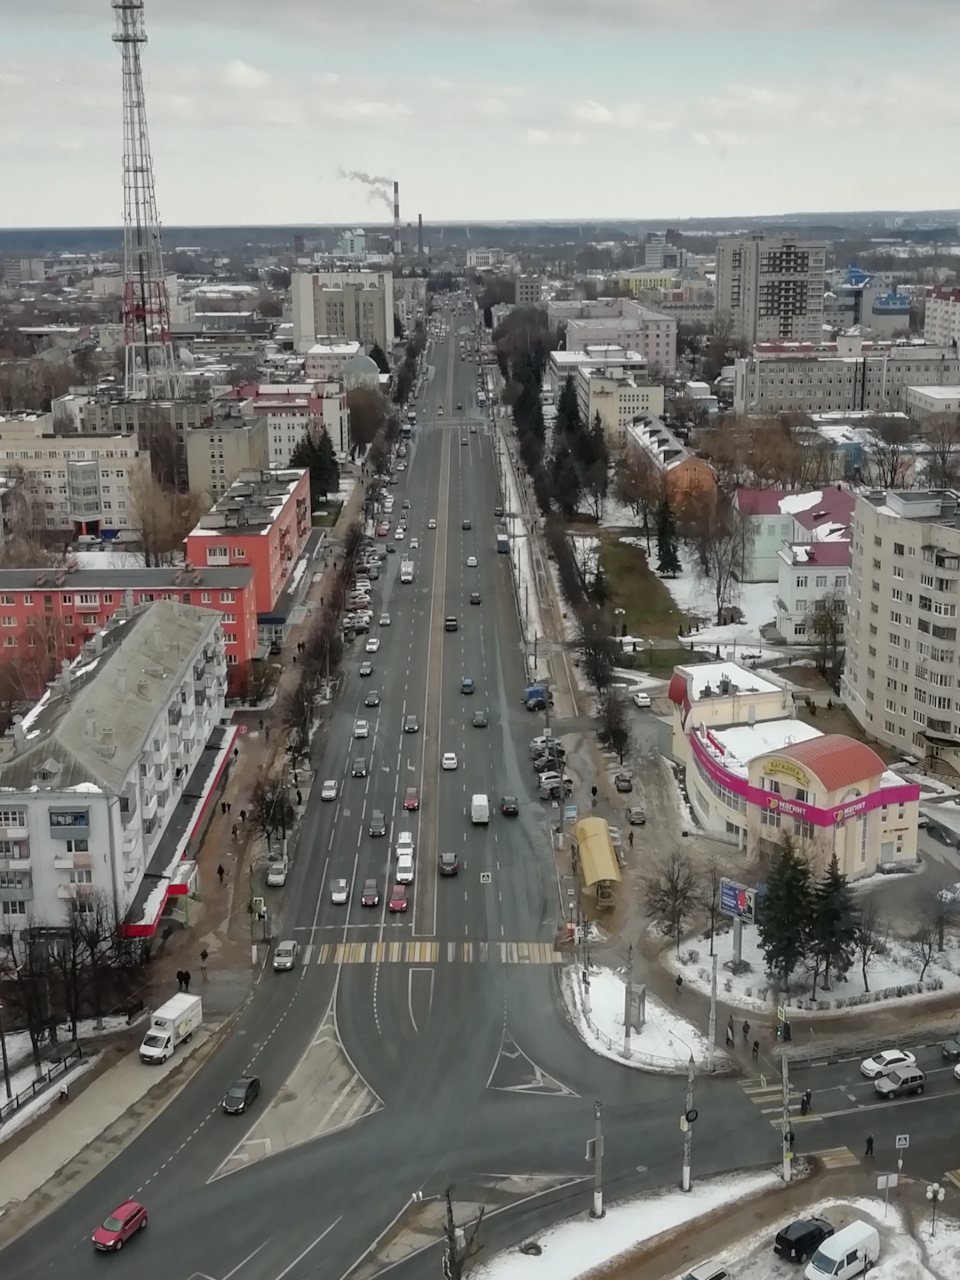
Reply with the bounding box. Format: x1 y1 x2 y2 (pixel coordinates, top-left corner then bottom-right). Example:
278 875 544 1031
461 437 468 446
501 795 519 816
266 858 288 887
396 831 414 854
494 505 503 517
627 805 646 826
937 881 960 904
445 616 459 631
773 1216 835 1264
466 555 478 567
380 613 391 626
396 854 415 884
404 786 420 811
404 713 419 733
321 779 338 801
330 877 349 904
397 462 406 472
614 771 633 793
633 692 652 709
472 709 489 727
438 405 444 415
540 778 573 800
352 757 368 778
361 877 380 907
365 637 380 653
456 402 463 410
386 543 396 553
462 518 472 530
395 527 405 540
470 591 481 604
222 1075 260 1115
359 660 373 677
538 770 569 788
354 718 369 738
442 752 458 770
402 499 411 509
389 884 408 912
365 689 380 707
461 676 475 694
369 809 387 837
428 518 437 529
92 1201 148 1251
875 1065 925 1097
860 1048 916 1078
438 851 459 876
377 523 389 537
273 939 299 971
681 1263 728 1280
470 424 477 433
410 538 419 549
942 1035 960 1060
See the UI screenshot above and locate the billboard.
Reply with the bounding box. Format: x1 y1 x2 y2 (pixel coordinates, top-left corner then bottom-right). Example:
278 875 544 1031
720 878 756 924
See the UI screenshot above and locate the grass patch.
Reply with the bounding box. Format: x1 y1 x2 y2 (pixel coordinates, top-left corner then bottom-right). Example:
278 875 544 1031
615 645 711 671
600 537 686 641
312 504 342 528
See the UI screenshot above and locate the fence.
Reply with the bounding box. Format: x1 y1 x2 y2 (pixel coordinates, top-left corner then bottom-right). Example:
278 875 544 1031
0 1044 83 1126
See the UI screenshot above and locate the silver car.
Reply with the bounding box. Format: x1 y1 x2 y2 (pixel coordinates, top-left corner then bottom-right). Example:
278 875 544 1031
330 877 349 905
273 940 299 971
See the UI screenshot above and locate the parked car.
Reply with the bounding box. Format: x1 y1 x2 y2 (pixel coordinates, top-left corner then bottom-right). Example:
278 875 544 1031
266 858 288 887
627 805 646 826
633 692 652 709
774 1217 834 1264
614 771 633 793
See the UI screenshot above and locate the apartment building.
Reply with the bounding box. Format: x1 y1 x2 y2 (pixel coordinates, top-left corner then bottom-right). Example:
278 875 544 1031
923 285 960 348
465 248 504 269
548 297 677 373
304 340 361 381
186 406 269 499
0 564 256 698
0 414 147 537
733 335 960 416
79 396 213 490
516 274 544 307
575 369 665 449
734 486 855 583
547 345 650 398
716 234 826 345
843 489 960 777
291 269 394 352
0 601 231 943
393 275 429 329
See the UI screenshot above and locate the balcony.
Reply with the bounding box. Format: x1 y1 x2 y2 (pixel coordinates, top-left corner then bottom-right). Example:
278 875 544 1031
168 706 182 728
53 856 75 872
140 789 158 820
57 882 93 901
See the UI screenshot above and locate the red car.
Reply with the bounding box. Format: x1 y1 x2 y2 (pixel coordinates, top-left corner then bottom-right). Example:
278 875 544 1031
377 523 389 537
92 1200 148 1251
403 787 420 811
388 883 408 913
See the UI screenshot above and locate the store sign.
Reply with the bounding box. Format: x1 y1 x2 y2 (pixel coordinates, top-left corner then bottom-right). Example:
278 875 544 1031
763 759 809 787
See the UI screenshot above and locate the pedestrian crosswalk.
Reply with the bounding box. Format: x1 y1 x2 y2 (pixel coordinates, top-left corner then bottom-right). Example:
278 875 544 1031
945 1168 960 1191
813 1146 859 1169
740 1075 823 1127
304 940 563 966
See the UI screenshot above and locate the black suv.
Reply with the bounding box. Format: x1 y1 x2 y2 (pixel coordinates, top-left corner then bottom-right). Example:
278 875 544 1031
438 852 459 876
222 1075 260 1115
773 1217 834 1264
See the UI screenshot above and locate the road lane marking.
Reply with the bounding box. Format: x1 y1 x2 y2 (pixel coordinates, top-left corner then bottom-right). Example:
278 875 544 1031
273 1216 343 1280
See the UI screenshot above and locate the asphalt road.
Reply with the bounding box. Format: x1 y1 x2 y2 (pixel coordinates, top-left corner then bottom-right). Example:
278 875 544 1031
6 305 953 1280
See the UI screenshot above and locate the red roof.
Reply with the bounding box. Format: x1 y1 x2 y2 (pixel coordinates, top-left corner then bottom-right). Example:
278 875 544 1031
668 671 689 710
787 541 850 567
736 489 792 516
778 735 885 792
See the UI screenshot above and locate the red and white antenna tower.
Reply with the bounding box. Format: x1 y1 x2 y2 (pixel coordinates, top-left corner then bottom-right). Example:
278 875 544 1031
112 0 180 399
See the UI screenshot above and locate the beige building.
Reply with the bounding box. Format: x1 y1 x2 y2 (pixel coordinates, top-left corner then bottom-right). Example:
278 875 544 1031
186 407 269 500
576 368 664 449
923 285 960 348
548 297 677 373
291 269 394 352
717 233 826 345
304 340 361 382
0 414 146 536
79 397 212 490
843 489 960 777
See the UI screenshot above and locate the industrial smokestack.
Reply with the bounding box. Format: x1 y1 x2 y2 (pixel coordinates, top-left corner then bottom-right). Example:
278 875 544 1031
393 181 401 261
418 213 423 257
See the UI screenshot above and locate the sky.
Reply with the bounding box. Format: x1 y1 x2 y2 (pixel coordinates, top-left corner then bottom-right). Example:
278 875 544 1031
3 0 960 227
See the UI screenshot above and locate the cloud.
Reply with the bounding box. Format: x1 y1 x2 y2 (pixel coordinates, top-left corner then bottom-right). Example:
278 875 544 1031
221 60 270 90
519 128 583 146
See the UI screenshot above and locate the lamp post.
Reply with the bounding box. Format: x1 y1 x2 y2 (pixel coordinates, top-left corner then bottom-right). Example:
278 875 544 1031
926 1182 945 1237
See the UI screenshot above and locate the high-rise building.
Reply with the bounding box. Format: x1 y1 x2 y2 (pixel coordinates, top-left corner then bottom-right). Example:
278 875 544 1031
716 233 826 345
516 274 544 307
924 286 960 348
291 270 394 352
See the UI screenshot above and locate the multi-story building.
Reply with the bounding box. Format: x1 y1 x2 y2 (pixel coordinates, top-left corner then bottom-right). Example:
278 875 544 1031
393 275 429 330
186 405 269 499
843 489 960 776
904 385 960 420
734 486 855 583
923 285 960 348
774 540 851 644
548 345 650 397
304 340 362 382
615 270 677 295
240 386 323 470
625 418 716 514
465 248 504 269
0 414 147 537
0 600 232 943
575 368 665 450
186 469 315 648
0 564 256 698
516 274 544 307
716 233 826 345
668 660 919 873
291 269 394 352
733 335 960 416
335 229 366 259
79 396 213 490
548 297 677 373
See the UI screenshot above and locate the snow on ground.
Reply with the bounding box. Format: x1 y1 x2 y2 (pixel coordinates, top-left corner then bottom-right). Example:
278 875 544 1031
600 494 641 529
663 914 960 1016
570 535 600 583
659 545 780 658
71 548 149 569
499 438 548 680
663 756 698 831
2 1015 131 1074
473 1168 781 1280
561 964 725 1072
0 1054 100 1146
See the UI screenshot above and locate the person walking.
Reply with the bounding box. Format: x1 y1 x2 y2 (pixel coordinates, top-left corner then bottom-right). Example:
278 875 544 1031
200 949 208 976
183 970 191 992
752 1039 760 1060
788 1129 796 1154
865 1134 874 1158
742 1020 750 1043
226 801 231 814
231 823 238 839
296 789 303 806
628 830 634 848
176 969 184 991
217 863 225 884
221 801 227 816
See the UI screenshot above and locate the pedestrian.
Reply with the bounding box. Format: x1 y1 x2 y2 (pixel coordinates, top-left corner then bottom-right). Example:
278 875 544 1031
628 830 634 848
803 1087 813 1112
752 1039 760 1060
200 949 208 975
742 1020 750 1042
726 1024 734 1047
240 809 247 823
800 1094 809 1117
296 788 303 806
231 823 238 839
675 974 683 991
176 969 184 990
217 863 225 884
865 1134 874 1158
265 726 270 742
183 970 191 992
221 801 227 816
258 718 264 731
788 1129 796 1153
226 801 231 814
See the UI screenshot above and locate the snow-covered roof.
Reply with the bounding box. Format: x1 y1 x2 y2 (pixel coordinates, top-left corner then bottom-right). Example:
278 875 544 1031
671 660 780 704
700 718 822 780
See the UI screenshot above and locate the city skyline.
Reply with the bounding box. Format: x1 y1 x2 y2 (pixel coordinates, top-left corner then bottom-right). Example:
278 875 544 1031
3 0 960 226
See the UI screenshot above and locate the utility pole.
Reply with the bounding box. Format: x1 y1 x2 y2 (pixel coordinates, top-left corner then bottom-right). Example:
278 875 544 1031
706 953 718 1072
590 1101 605 1218
680 1055 696 1191
442 1185 484 1280
0 999 11 1100
623 943 634 1059
781 1054 792 1183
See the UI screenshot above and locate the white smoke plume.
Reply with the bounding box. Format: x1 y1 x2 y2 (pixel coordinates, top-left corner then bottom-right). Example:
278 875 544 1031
337 168 394 211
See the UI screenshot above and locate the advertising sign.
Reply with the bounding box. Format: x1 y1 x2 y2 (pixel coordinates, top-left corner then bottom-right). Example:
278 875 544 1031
720 878 756 924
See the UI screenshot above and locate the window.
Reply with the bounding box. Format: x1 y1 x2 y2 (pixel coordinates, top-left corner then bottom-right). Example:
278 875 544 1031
0 595 13 606
0 809 26 827
760 807 781 828
894 542 904 556
3 636 16 648
796 575 808 588
0 617 14 627
69 868 93 884
49 811 89 828
815 576 827 589
219 591 235 604
1 901 26 916
793 818 814 840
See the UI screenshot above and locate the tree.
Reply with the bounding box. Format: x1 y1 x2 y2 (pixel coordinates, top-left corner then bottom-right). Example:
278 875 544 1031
644 849 700 954
807 591 846 692
922 887 960 953
614 449 660 550
556 375 582 438
483 304 493 329
923 412 960 488
809 854 856 995
699 854 724 957
249 778 295 852
684 493 751 623
290 431 340 500
577 611 617 696
369 342 390 375
278 677 313 753
655 497 681 576
910 922 936 982
346 388 389 447
551 441 582 519
864 418 913 488
756 838 812 991
597 691 630 764
855 897 887 993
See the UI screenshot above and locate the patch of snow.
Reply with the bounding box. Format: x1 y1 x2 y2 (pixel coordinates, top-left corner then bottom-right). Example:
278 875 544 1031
663 757 698 831
0 1054 99 1146
778 490 824 515
600 494 641 528
71 549 149 569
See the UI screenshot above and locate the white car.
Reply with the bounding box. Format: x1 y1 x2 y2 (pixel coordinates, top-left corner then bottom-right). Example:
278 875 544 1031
442 752 458 770
397 462 407 471
321 779 338 801
354 719 369 739
633 692 652 709
396 854 415 884
937 881 960 904
330 877 349 905
365 637 380 653
395 527 405 540
380 613 391 626
396 831 414 857
410 538 419 549
466 556 478 568
428 518 437 529
860 1049 917 1078
266 858 288 887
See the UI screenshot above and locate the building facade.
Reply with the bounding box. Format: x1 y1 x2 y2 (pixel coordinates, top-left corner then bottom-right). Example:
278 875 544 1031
291 270 394 352
575 369 664 449
186 407 269 499
516 274 544 307
0 601 230 943
304 340 361 381
734 487 854 583
552 298 677 373
716 234 826 345
843 489 960 776
625 418 716 513
923 285 960 348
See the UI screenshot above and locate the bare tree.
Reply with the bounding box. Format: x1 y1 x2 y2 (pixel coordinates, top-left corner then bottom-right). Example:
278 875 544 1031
863 418 913 488
346 388 389 447
577 609 617 697
683 493 753 624
614 448 661 550
249 778 294 851
0 926 52 1070
129 466 206 567
700 853 725 957
923 413 960 488
597 691 631 765
855 897 887 992
807 591 846 692
910 922 936 982
644 849 700 955
922 887 960 953
278 678 312 753
50 907 88 1040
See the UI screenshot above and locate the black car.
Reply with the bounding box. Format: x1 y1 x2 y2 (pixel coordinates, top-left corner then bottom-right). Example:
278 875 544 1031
352 757 368 777
472 709 489 727
369 809 387 837
773 1217 834 1264
500 795 519 817
222 1075 260 1115
404 714 419 733
470 591 481 605
942 1035 960 1060
438 852 459 876
365 690 381 707
461 676 475 695
462 519 471 530
361 877 380 907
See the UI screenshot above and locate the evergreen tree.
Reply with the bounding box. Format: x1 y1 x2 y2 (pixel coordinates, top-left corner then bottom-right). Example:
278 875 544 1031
551 441 582 520
656 498 681 576
757 838 813 991
483 304 493 329
290 432 339 500
810 854 857 993
369 342 390 375
557 374 581 438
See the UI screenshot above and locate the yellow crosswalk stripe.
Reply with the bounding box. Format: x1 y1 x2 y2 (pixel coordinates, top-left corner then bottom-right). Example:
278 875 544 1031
313 940 565 964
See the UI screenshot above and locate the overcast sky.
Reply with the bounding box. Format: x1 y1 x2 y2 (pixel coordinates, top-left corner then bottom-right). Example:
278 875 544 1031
3 0 960 227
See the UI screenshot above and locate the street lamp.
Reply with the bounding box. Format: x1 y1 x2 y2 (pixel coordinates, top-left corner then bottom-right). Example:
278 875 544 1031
926 1182 945 1237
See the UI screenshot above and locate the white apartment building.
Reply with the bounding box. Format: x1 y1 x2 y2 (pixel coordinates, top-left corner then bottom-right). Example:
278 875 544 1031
0 414 146 536
923 286 960 348
291 269 394 352
734 486 855 583
466 248 504 269
547 345 649 397
548 297 677 373
236 385 323 469
393 275 429 329
774 540 850 643
335 229 366 259
904 386 960 420
575 368 665 449
843 489 960 776
716 234 826 345
0 601 228 942
304 340 361 382
185 407 269 499
734 335 960 416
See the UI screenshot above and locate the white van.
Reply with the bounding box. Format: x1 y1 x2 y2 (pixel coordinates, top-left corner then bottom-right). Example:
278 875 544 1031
805 1220 879 1280
470 794 490 825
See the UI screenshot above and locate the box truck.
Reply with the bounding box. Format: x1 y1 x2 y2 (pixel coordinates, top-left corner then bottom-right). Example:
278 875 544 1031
139 993 202 1064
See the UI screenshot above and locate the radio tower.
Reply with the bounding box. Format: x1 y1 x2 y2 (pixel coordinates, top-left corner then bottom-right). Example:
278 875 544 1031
112 0 180 399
